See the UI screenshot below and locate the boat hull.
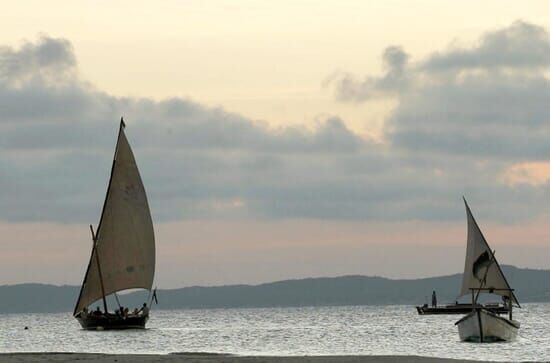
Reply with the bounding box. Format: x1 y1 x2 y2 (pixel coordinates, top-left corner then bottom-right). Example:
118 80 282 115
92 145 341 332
76 313 148 330
416 303 509 315
455 308 519 342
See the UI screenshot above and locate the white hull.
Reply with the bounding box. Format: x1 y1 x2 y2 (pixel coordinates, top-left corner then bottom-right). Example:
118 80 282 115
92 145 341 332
456 308 519 342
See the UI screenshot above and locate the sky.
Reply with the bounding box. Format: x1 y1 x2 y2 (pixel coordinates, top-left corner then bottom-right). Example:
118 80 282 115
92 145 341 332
2 1 550 288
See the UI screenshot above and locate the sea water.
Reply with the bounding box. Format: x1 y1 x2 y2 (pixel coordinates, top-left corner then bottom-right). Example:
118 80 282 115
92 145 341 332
0 304 548 361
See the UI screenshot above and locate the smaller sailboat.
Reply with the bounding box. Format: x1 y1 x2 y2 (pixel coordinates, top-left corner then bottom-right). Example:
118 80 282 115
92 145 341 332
73 119 156 330
416 302 509 315
455 198 520 342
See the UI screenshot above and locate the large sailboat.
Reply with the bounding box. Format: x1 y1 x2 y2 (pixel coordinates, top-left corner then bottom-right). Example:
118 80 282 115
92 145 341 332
73 119 155 330
455 198 520 342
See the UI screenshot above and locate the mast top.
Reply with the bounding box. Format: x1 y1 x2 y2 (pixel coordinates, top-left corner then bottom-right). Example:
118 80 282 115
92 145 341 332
120 117 126 128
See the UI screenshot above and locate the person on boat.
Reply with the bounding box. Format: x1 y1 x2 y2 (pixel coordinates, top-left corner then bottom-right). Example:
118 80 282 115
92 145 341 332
124 307 129 318
139 303 149 316
132 308 139 315
81 307 88 319
93 306 102 316
431 290 437 307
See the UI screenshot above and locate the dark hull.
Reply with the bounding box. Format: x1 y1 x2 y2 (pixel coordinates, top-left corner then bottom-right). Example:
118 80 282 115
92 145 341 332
416 303 509 315
76 313 148 330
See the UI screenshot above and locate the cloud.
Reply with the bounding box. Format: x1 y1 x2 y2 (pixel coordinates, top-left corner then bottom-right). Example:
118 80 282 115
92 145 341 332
325 20 550 220
387 72 550 159
328 21 550 162
422 21 550 71
385 23 550 162
326 46 409 102
3 29 550 225
501 162 550 187
0 35 76 86
0 36 395 223
0 37 363 154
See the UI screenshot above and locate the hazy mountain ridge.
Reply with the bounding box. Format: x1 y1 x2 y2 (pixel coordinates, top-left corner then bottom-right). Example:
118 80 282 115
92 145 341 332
2 265 550 313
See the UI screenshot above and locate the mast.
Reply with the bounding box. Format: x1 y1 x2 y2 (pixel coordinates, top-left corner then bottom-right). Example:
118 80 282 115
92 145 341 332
90 225 108 314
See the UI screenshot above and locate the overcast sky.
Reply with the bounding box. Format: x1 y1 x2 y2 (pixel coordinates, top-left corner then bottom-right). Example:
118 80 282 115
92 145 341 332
2 1 550 287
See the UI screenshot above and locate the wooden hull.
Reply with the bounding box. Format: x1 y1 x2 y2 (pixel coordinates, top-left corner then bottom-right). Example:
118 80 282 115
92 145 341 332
416 303 509 315
76 313 148 330
455 308 519 342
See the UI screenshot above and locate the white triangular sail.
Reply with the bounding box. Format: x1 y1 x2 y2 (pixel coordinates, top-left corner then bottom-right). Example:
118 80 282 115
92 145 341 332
74 122 155 315
459 198 519 306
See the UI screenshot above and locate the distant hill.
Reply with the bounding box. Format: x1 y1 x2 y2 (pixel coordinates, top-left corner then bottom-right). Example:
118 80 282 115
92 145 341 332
1 265 550 314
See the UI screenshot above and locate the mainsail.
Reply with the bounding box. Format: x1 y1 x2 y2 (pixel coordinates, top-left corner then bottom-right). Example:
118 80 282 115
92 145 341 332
459 198 519 306
74 121 155 315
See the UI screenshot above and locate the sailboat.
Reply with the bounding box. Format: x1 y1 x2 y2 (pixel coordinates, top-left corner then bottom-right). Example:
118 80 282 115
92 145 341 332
73 118 155 330
455 198 520 342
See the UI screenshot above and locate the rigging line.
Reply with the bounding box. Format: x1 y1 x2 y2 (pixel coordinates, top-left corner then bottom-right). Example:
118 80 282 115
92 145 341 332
146 288 153 305
150 287 158 306
114 292 122 310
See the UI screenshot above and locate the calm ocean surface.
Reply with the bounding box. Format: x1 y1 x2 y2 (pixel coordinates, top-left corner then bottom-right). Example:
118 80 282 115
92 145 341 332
0 304 548 361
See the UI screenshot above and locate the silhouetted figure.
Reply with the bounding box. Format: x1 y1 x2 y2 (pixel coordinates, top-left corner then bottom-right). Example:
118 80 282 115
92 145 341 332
431 290 437 307
140 303 149 316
